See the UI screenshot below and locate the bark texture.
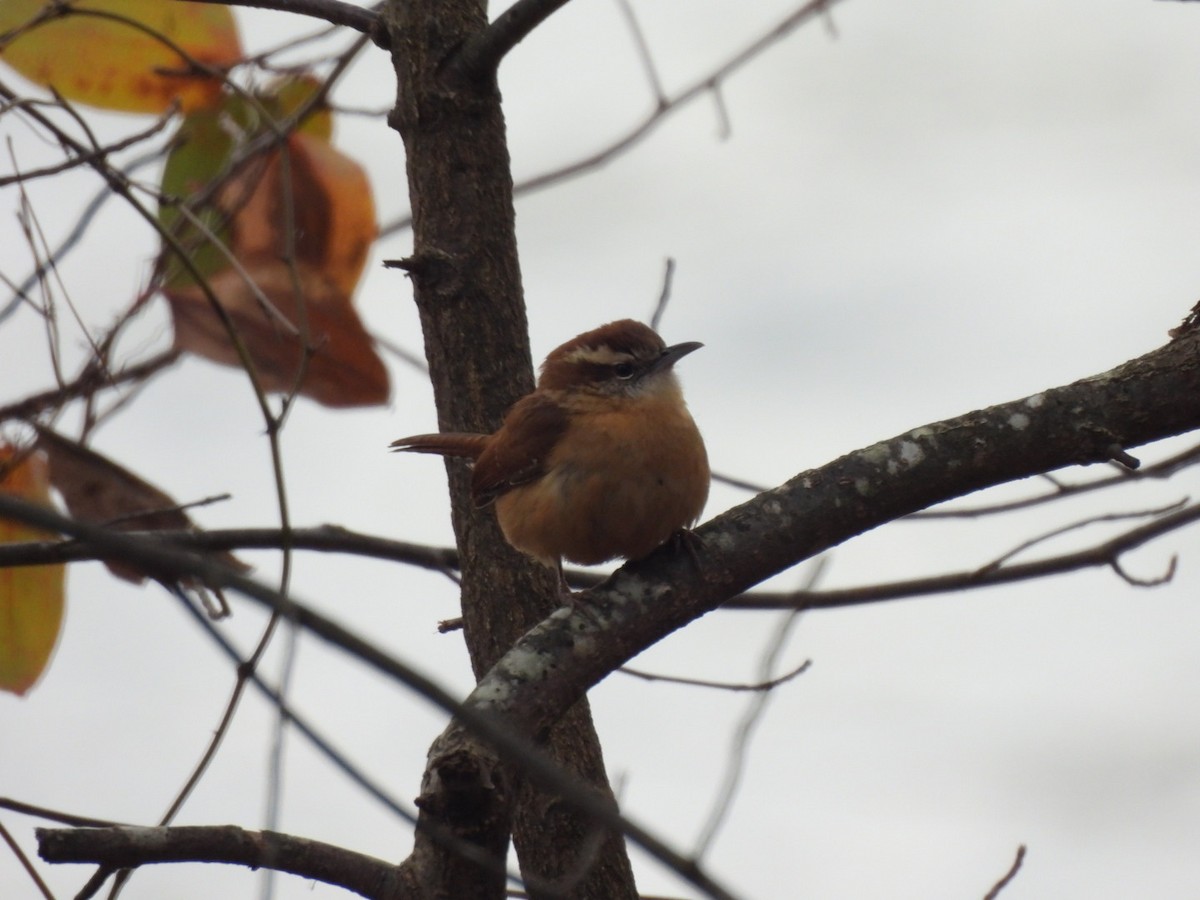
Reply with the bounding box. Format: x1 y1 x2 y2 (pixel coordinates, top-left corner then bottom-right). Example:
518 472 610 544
381 1 638 896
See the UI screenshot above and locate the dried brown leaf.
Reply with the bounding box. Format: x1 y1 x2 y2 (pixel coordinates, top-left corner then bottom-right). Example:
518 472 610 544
33 426 249 584
165 261 389 407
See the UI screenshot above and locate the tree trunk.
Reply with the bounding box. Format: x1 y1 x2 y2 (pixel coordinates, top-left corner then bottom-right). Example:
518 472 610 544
382 1 638 896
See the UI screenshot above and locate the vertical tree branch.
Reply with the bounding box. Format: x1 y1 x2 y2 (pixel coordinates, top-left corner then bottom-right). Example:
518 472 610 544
380 1 638 896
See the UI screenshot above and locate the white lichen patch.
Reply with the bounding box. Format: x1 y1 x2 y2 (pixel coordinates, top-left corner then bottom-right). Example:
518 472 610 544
612 575 659 607
712 531 738 552
861 443 893 467
854 477 873 496
1025 393 1046 409
567 631 598 655
898 440 924 467
497 645 555 682
758 496 793 529
1008 412 1031 431
471 678 516 708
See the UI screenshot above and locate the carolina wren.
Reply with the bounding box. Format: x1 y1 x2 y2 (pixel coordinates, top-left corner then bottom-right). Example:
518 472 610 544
390 319 709 568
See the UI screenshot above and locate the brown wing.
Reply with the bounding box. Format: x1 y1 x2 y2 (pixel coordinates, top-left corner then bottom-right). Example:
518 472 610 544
390 432 490 459
471 393 568 508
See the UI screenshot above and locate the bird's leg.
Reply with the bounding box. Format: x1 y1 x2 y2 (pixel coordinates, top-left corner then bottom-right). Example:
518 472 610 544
557 559 610 627
668 528 707 572
555 557 571 597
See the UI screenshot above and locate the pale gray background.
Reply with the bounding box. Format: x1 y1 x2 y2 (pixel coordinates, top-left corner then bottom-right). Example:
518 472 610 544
2 1 1200 897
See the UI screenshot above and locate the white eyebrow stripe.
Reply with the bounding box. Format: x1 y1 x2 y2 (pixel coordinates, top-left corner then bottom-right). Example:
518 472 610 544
562 346 632 365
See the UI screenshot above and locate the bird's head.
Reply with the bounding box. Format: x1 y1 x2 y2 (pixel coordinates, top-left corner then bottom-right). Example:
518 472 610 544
537 319 702 402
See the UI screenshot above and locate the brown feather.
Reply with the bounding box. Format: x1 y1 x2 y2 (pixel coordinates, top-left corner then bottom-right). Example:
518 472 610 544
471 393 570 507
537 319 664 392
391 319 708 567
389 432 490 459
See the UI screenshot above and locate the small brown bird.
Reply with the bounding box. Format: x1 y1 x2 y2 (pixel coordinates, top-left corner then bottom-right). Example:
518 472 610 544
391 319 710 568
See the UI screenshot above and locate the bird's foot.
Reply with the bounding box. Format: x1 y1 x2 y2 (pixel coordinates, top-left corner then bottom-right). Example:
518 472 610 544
668 528 707 571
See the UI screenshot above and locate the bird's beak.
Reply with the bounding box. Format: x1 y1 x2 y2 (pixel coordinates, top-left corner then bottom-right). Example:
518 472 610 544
652 340 703 375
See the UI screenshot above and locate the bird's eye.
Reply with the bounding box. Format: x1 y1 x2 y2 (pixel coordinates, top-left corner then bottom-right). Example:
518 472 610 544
613 362 636 379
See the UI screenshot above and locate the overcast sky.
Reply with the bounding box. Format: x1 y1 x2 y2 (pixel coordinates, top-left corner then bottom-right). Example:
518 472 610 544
3 1 1200 898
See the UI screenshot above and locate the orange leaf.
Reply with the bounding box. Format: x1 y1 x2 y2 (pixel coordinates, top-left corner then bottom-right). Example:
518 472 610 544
158 87 341 288
222 133 378 297
0 0 242 114
166 261 390 408
33 427 249 584
163 130 387 407
0 445 65 696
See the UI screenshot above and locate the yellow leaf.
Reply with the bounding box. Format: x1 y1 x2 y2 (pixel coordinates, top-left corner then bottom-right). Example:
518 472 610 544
268 74 333 141
158 108 239 288
0 0 242 114
0 446 65 696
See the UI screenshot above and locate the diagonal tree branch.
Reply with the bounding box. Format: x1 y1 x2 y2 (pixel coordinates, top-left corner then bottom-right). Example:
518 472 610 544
417 327 1200 834
37 826 407 899
16 326 1200 898
453 0 574 81
184 0 387 46
1 492 1194 613
1 494 738 900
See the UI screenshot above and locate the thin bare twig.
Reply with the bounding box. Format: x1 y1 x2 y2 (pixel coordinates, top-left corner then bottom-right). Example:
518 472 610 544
732 502 1200 611
974 499 1187 575
983 845 1027 900
615 0 667 104
9 158 67 389
912 440 1200 518
649 257 676 331
372 332 430 373
380 0 849 238
1 149 162 326
0 799 125 829
0 525 459 571
0 494 735 900
168 0 384 45
620 658 810 693
2 498 1196 615
89 586 527 898
1111 553 1177 587
169 588 416 824
0 819 56 900
0 78 277 423
710 82 731 140
694 557 826 858
100 590 294 899
712 471 771 492
0 350 181 424
0 109 175 188
0 26 370 893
